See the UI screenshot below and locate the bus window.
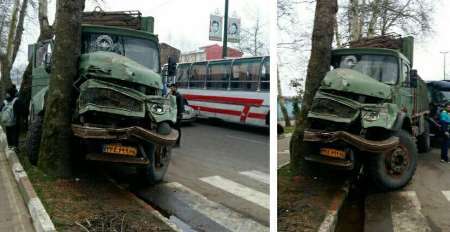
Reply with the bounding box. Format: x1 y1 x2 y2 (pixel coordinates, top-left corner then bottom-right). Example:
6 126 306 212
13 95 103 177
176 64 189 88
231 59 259 91
207 62 230 90
260 59 270 91
189 63 207 89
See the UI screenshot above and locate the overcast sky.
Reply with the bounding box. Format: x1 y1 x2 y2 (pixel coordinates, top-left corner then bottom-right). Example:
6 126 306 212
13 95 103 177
11 0 269 75
279 1 450 96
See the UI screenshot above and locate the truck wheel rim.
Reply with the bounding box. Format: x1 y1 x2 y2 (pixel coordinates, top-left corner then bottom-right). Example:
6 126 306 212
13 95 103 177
385 145 410 177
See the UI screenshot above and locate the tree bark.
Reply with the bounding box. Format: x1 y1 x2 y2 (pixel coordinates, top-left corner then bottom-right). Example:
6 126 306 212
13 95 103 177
290 0 337 174
277 67 291 127
37 0 85 177
0 0 20 99
19 0 53 123
348 0 361 41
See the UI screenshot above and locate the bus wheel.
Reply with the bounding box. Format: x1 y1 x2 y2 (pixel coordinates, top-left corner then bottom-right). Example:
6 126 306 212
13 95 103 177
26 114 43 165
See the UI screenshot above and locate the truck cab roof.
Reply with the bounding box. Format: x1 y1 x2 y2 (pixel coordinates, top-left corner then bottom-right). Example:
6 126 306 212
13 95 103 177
81 24 159 43
332 47 410 65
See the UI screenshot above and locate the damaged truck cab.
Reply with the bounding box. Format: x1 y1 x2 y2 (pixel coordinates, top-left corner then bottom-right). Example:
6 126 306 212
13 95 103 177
26 11 178 185
302 36 429 190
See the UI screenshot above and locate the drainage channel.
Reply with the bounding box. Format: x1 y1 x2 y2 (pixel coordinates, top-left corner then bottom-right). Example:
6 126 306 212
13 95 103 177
335 179 367 232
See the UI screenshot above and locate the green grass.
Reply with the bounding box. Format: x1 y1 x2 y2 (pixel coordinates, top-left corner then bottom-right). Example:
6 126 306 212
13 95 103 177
284 126 295 134
278 164 292 177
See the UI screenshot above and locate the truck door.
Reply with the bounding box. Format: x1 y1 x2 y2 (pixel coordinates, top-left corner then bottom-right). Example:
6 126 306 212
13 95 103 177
396 59 414 118
31 40 53 98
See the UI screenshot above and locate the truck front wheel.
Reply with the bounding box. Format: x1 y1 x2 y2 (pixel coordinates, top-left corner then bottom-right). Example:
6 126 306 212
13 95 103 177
368 130 417 191
137 144 172 186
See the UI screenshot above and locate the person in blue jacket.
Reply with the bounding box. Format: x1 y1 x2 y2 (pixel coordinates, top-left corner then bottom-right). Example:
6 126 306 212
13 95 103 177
440 103 450 162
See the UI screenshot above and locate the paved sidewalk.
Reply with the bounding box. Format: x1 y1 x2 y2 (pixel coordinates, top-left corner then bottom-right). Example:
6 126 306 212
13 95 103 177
0 132 34 231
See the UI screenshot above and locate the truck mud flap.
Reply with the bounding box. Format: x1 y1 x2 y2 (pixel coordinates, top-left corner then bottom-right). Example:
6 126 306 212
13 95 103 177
303 130 399 153
72 124 179 146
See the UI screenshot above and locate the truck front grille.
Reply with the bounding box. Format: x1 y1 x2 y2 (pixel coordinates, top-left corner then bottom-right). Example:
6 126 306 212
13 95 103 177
79 87 144 113
311 98 357 119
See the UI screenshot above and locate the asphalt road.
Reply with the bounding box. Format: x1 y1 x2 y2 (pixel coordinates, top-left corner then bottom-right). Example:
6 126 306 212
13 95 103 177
365 148 450 232
138 121 270 231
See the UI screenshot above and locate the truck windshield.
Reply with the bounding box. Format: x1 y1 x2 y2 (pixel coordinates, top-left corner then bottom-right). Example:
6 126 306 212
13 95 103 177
81 32 159 72
436 91 450 103
334 54 398 85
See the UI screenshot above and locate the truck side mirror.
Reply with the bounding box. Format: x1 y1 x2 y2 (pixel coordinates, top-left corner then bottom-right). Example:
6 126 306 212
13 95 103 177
28 44 34 64
168 57 176 76
44 52 52 73
410 69 418 88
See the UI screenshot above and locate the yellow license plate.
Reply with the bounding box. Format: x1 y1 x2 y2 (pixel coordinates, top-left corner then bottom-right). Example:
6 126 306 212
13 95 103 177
320 148 346 159
103 144 137 156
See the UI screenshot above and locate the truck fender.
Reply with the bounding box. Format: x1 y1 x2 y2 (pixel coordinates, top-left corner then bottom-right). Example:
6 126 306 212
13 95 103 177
392 112 412 135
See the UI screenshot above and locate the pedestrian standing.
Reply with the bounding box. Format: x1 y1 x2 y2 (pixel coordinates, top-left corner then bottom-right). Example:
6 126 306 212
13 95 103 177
440 103 450 163
169 83 184 147
0 85 21 150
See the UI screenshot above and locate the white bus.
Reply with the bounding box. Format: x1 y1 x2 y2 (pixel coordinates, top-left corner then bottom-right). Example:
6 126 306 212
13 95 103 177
174 56 270 127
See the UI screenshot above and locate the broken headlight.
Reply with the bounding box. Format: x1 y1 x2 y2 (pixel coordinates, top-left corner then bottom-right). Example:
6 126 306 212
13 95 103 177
362 111 380 122
151 104 168 115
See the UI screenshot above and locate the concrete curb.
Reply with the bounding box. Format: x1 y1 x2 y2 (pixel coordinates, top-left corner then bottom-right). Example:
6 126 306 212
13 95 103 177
3 148 56 232
318 180 350 232
278 133 292 139
107 178 182 232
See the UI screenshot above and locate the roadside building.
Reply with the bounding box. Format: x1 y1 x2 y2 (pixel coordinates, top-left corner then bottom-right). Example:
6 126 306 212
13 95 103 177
180 44 243 62
160 42 181 65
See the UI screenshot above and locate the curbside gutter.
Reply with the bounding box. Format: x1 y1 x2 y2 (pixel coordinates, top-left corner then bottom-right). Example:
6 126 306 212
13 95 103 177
318 180 350 232
107 178 182 232
3 147 56 232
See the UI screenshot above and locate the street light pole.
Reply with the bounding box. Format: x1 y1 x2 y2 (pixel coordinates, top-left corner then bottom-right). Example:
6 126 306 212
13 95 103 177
222 0 229 58
441 51 449 80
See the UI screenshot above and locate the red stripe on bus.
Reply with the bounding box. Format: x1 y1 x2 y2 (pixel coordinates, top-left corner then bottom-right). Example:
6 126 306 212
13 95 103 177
248 112 267 119
184 94 264 106
190 105 266 120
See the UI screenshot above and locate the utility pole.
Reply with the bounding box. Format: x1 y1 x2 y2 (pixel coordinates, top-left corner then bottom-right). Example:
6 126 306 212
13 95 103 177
222 0 229 58
441 51 449 80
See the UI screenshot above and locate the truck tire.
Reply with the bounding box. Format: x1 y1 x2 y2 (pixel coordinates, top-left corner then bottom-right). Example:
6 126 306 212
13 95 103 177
417 120 430 153
26 114 43 165
137 144 172 186
368 130 417 191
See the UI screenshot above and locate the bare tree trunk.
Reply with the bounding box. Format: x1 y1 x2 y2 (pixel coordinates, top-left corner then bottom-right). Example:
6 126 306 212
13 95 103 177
290 0 337 174
277 67 291 127
0 0 20 99
334 13 342 47
19 0 53 122
367 0 382 37
38 0 85 177
348 0 361 41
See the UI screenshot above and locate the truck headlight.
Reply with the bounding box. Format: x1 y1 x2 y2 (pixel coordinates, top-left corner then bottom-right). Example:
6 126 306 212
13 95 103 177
151 104 167 114
363 111 380 121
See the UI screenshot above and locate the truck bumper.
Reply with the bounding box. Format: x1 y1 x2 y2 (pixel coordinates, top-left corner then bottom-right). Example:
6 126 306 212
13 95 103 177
72 124 179 146
302 130 399 170
303 130 399 153
72 124 178 165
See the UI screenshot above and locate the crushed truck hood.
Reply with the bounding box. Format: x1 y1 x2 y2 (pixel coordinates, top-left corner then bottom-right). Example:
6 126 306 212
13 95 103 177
320 68 392 99
79 51 162 89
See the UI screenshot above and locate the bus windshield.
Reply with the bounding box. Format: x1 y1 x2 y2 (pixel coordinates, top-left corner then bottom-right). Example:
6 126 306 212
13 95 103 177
81 32 160 72
333 54 398 85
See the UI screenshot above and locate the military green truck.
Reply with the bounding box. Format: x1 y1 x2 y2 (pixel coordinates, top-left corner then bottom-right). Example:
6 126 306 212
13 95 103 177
301 35 430 190
26 10 178 185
